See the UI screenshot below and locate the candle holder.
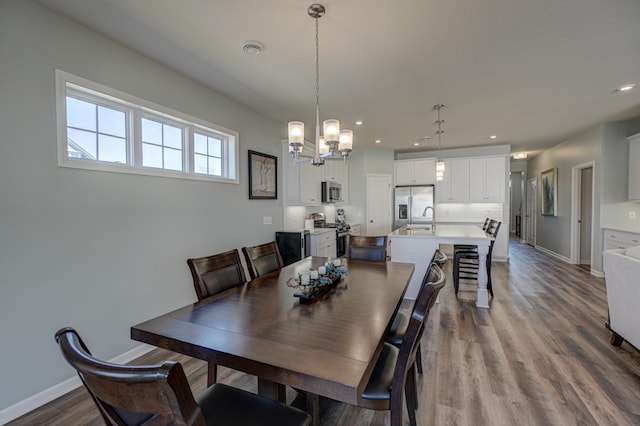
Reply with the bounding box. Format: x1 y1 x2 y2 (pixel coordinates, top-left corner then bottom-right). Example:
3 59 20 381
286 265 348 302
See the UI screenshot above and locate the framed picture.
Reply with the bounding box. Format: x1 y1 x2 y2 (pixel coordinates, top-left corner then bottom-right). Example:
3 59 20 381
248 150 277 199
541 167 557 216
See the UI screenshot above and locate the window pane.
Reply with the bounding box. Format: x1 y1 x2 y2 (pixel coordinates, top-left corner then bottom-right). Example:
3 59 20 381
163 124 182 149
67 128 97 159
98 106 126 137
194 153 208 174
67 97 96 131
209 137 222 157
209 157 222 176
164 147 182 171
142 118 162 145
142 143 162 168
98 135 126 163
194 133 207 154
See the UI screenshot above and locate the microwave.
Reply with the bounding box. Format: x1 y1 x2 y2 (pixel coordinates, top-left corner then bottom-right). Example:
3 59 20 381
321 181 342 203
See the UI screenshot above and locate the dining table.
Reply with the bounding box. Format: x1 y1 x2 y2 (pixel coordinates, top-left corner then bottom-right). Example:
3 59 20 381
131 256 415 424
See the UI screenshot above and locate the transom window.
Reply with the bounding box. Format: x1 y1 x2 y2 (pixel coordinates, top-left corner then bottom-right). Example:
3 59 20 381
56 70 239 183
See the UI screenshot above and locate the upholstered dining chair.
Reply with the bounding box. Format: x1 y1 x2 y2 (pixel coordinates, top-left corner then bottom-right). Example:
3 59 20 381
347 235 388 261
358 264 446 426
187 249 247 385
242 241 284 280
55 328 311 426
387 248 447 375
454 220 501 296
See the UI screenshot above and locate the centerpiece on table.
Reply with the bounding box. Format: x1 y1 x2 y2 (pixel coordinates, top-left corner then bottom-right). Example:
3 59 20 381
286 259 348 302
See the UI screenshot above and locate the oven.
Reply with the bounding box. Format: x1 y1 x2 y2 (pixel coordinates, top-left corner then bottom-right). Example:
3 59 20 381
336 229 348 257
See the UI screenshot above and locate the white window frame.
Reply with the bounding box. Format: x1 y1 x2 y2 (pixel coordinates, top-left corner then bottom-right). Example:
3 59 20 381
55 70 240 184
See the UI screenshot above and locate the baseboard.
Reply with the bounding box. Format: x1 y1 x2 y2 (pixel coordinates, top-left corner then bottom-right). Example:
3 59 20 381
0 343 154 425
535 245 572 264
591 269 604 278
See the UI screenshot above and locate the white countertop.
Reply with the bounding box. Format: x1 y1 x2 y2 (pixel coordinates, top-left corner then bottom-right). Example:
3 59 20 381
389 224 489 242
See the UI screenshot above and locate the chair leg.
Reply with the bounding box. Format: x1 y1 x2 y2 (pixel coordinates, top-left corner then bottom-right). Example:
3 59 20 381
207 362 217 387
453 255 460 295
486 258 493 296
416 343 423 374
405 364 418 426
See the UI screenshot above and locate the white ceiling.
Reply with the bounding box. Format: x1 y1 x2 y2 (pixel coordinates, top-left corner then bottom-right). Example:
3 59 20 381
37 0 640 157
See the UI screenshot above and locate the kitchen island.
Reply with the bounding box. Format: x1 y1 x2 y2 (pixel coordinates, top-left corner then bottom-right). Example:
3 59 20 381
389 224 492 308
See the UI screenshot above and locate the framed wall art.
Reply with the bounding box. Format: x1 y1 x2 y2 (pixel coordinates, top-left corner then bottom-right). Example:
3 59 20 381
248 150 277 200
541 167 557 216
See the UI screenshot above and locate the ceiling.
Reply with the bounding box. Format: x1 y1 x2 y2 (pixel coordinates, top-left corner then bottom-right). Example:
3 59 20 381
37 0 640 157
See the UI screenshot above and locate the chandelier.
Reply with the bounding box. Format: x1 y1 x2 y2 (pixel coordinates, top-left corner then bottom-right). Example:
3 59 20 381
288 4 353 166
434 105 445 181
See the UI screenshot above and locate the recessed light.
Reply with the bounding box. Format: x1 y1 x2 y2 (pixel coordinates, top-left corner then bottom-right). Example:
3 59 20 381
413 142 420 146
375 140 381 144
513 152 527 160
355 120 363 126
420 136 431 141
617 84 636 92
242 41 264 55
489 135 497 139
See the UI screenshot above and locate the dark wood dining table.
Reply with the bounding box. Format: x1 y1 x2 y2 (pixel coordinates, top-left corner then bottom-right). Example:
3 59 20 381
131 256 414 421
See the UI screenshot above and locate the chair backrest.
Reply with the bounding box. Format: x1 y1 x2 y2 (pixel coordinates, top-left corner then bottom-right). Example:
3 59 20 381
242 241 284 280
391 264 445 412
348 236 388 261
482 217 492 231
187 249 247 301
55 327 206 426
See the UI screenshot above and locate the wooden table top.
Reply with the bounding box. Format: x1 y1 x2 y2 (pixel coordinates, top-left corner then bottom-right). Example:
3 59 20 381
131 257 414 405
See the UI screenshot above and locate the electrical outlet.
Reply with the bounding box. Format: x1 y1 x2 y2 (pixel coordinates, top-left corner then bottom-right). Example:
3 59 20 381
263 216 272 225
630 211 637 220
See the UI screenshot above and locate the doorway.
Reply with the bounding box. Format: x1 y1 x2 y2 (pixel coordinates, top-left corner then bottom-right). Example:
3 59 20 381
510 172 524 238
366 174 392 235
526 178 537 246
571 162 595 269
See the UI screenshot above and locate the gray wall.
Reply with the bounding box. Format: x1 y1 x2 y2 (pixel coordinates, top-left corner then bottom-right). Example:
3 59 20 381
0 0 284 412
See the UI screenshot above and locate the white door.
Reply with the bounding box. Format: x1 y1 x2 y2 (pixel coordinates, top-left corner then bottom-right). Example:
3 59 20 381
366 174 392 235
526 177 537 246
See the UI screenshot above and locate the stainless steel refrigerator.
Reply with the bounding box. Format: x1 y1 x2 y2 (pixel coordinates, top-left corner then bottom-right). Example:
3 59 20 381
394 185 435 230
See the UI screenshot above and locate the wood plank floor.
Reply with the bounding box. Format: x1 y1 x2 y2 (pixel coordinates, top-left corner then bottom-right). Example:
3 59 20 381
9 238 640 425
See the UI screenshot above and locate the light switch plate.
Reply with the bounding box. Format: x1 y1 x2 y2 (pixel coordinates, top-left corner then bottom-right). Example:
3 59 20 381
263 216 273 225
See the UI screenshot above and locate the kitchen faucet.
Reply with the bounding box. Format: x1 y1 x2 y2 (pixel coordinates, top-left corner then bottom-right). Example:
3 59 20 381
422 206 436 231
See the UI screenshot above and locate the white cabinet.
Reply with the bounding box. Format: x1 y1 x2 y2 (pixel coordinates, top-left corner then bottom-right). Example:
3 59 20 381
349 223 361 236
469 157 506 202
282 142 322 206
629 134 640 201
394 159 436 185
310 230 337 257
322 159 348 203
436 159 469 202
604 229 640 251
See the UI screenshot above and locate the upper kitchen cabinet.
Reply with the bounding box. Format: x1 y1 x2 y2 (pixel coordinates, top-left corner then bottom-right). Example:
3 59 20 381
629 133 640 201
282 142 322 206
436 159 469 202
394 159 436 185
468 156 506 202
322 159 348 203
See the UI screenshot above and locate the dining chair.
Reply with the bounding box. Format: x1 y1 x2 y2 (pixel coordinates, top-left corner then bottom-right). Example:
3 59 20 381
454 220 501 296
347 235 388 261
387 248 447 375
187 248 247 385
55 328 311 426
359 263 446 426
242 241 285 280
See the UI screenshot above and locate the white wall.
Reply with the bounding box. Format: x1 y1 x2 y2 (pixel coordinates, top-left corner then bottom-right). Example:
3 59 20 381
0 0 285 417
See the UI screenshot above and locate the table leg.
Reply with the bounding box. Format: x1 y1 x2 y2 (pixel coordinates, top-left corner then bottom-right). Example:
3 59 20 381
306 392 319 426
475 244 490 308
257 378 287 403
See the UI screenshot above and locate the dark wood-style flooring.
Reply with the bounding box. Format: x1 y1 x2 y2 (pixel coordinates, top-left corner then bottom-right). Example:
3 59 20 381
9 238 640 425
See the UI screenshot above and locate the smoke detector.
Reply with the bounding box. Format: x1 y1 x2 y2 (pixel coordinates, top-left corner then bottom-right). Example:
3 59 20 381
242 41 264 55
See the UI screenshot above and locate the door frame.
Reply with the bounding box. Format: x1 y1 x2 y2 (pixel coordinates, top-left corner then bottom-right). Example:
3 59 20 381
525 177 537 246
570 161 596 266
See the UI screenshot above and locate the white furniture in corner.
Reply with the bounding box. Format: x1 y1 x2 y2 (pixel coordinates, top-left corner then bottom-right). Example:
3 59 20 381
603 248 640 348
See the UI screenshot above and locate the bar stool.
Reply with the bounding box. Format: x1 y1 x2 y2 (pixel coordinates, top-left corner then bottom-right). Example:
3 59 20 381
454 221 501 296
